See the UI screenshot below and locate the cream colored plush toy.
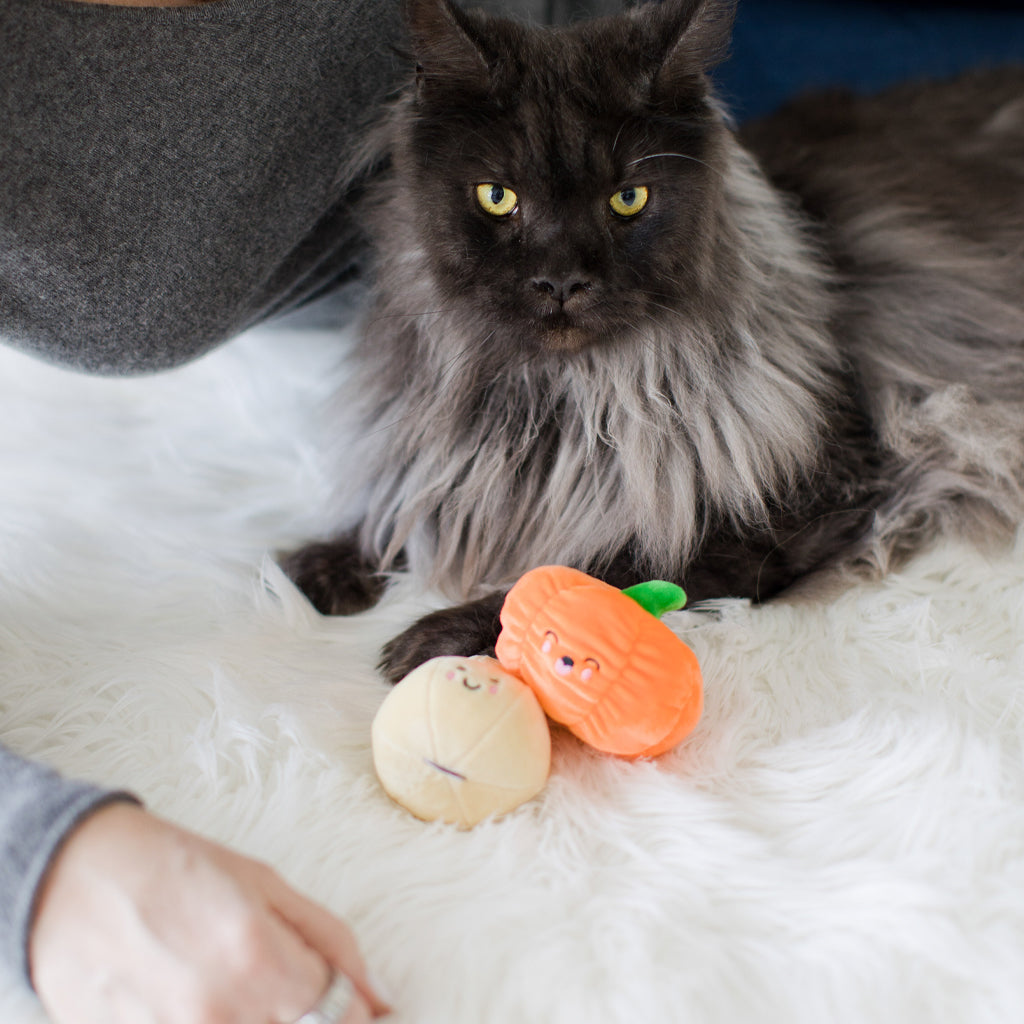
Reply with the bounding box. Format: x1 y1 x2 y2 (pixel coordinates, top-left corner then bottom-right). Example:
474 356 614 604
372 655 552 828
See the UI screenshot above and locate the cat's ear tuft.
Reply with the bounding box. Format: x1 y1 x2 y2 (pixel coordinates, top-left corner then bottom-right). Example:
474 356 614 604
644 0 735 101
404 0 491 97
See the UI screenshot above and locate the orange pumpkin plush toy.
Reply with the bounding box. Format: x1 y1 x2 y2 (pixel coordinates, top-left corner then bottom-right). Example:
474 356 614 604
495 566 703 759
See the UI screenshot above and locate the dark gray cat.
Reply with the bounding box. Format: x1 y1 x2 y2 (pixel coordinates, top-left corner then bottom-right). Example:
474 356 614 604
284 0 1024 680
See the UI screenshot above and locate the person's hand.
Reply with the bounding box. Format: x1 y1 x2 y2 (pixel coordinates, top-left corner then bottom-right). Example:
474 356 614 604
29 802 390 1024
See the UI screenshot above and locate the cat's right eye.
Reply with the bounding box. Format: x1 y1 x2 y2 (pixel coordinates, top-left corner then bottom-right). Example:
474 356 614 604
609 186 649 218
475 183 519 218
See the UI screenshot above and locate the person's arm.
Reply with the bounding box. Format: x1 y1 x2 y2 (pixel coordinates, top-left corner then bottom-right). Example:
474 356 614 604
0 743 389 1023
0 745 136 986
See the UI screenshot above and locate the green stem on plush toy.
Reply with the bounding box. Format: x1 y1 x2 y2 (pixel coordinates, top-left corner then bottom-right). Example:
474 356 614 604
621 580 687 618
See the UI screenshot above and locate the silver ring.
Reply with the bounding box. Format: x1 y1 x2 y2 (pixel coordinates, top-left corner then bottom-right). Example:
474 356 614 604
294 972 357 1024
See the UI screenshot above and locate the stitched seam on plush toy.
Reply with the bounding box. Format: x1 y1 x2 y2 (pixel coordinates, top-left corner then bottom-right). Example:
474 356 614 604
450 700 522 775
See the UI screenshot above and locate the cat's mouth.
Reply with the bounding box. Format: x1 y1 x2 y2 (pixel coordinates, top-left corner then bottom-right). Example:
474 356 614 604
534 311 600 353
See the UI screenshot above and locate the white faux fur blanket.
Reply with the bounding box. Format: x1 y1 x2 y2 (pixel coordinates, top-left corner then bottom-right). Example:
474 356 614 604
2 323 1024 1024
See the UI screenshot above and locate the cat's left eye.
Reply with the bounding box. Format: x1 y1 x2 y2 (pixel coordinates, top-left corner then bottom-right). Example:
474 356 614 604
475 183 519 217
609 186 649 218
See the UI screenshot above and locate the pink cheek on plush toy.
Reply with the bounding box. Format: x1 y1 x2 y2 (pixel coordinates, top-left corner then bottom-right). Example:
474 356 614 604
542 632 578 678
548 651 599 683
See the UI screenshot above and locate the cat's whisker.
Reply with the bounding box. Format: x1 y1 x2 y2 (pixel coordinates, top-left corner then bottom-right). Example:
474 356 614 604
627 152 722 177
611 119 628 156
364 308 448 325
643 299 685 318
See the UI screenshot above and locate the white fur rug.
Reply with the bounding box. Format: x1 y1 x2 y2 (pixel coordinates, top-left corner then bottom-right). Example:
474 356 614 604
3 323 1024 1024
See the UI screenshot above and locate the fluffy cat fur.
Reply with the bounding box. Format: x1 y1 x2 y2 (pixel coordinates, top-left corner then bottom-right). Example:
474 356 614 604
282 0 1024 681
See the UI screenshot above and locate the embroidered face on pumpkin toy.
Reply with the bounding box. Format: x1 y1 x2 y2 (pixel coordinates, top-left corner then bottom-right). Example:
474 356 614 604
541 630 600 684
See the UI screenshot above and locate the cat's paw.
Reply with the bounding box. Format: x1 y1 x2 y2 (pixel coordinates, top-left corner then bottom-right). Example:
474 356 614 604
280 536 389 616
378 591 507 683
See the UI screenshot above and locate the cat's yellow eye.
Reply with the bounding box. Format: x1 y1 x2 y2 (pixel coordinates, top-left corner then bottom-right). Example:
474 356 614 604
609 186 649 218
475 183 519 217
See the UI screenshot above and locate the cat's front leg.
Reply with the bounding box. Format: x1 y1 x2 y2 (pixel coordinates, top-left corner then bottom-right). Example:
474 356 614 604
280 530 392 616
378 550 668 684
379 591 506 684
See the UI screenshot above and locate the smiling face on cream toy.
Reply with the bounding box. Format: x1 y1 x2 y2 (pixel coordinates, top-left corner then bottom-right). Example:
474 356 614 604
371 655 551 828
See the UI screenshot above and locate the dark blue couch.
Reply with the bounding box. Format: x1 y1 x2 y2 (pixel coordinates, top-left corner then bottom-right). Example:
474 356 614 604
714 0 1024 120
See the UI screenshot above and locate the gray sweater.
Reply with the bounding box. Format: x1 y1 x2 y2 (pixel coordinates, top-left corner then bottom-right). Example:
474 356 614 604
0 0 402 989
0 753 136 988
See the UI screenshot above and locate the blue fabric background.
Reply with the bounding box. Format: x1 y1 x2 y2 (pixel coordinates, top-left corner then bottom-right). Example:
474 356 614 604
714 0 1024 121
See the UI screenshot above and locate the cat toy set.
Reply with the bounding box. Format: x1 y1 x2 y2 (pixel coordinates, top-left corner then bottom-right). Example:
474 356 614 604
371 565 704 828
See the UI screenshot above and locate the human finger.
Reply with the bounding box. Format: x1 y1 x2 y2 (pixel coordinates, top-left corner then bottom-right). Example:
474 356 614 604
243 898 335 1024
292 971 376 1024
260 870 391 1017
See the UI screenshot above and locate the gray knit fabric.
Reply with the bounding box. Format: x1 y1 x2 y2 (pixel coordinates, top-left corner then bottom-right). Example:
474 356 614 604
0 0 403 374
0 0 403 991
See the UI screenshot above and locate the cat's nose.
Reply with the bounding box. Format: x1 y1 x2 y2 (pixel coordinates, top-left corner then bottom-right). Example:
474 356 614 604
531 276 592 308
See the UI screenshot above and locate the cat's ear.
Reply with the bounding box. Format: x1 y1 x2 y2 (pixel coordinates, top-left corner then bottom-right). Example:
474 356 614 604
404 0 491 97
642 0 735 100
